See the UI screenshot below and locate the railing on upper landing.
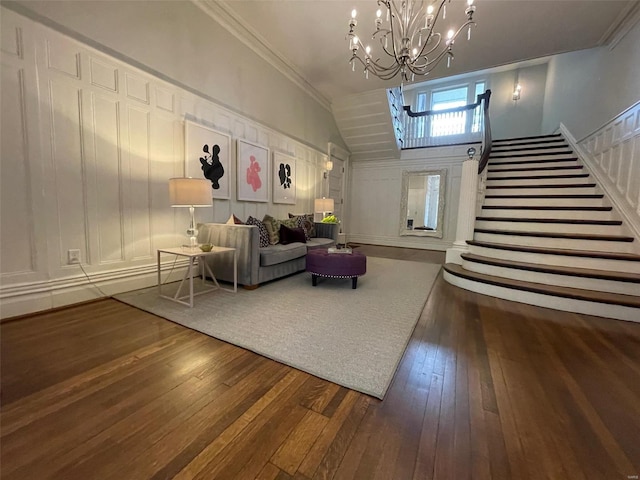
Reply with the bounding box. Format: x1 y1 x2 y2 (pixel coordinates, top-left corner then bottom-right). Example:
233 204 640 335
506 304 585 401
390 88 493 174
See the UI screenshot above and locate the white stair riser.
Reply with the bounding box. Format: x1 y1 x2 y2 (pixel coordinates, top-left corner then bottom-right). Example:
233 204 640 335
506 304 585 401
486 186 598 196
490 153 576 162
489 160 579 170
467 244 640 274
493 141 567 149
487 168 584 178
483 196 604 207
491 147 573 156
480 209 616 221
473 232 637 254
443 271 640 323
486 176 590 186
475 220 624 235
461 260 640 296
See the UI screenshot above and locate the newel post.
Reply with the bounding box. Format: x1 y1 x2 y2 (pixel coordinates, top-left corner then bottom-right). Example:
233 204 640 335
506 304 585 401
446 150 479 264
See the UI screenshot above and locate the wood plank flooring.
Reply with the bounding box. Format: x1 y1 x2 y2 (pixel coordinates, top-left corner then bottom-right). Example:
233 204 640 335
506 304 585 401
2 244 639 479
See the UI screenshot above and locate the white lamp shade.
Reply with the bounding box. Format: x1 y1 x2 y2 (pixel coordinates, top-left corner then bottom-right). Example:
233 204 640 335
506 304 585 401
314 197 334 212
169 178 212 207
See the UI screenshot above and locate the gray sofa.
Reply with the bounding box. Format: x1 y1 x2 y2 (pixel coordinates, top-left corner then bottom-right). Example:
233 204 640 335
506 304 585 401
197 222 337 288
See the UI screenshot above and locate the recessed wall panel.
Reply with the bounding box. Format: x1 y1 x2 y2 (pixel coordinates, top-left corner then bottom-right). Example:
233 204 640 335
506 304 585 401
128 106 152 259
1 66 33 274
1 25 22 57
46 39 80 78
49 81 85 265
90 57 118 92
92 94 124 263
125 73 149 104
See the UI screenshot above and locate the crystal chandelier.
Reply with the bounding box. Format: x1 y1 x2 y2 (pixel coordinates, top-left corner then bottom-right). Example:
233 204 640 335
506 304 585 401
347 0 477 82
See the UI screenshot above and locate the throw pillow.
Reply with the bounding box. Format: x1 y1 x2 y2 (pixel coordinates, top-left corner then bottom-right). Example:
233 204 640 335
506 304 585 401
246 216 270 247
225 214 244 225
262 214 281 245
289 213 315 238
279 224 306 245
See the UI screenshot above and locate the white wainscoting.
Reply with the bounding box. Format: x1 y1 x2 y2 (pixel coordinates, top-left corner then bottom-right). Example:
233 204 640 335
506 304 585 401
347 145 469 251
562 101 640 240
0 8 328 317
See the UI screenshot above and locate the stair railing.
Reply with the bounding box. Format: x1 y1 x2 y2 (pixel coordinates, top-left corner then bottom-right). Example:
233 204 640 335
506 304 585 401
402 90 492 161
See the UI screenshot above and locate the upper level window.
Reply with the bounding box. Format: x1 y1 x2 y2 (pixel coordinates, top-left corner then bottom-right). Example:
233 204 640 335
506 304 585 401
431 86 468 137
412 81 486 140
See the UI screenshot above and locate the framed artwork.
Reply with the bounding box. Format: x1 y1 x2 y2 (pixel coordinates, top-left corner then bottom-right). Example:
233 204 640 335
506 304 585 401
272 152 296 204
236 139 269 202
185 120 231 199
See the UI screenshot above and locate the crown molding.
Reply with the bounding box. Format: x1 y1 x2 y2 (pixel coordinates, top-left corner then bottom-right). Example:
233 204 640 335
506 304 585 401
598 0 640 49
195 0 332 112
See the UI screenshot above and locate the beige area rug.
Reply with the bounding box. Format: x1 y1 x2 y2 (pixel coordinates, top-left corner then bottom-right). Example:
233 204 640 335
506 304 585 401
115 257 441 399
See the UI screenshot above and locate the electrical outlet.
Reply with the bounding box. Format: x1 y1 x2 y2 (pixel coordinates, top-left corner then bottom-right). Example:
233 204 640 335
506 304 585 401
67 249 81 264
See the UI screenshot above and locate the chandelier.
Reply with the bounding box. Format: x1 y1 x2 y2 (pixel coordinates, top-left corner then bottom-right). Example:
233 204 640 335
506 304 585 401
347 0 477 82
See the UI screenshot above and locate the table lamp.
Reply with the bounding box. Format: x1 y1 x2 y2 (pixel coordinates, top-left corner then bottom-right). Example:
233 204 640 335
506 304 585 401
169 177 212 247
314 197 334 222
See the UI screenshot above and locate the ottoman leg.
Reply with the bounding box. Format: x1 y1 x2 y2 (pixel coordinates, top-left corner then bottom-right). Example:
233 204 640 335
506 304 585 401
312 274 318 286
352 277 357 289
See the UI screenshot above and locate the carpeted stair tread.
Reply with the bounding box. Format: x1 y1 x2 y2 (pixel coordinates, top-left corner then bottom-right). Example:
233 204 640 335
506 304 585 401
467 240 640 261
486 183 596 190
482 206 613 211
444 263 640 308
489 157 578 166
476 216 621 226
487 173 590 181
461 253 640 283
474 228 634 242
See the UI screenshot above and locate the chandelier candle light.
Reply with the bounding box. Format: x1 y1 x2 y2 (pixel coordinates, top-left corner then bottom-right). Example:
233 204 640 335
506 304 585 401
348 0 477 82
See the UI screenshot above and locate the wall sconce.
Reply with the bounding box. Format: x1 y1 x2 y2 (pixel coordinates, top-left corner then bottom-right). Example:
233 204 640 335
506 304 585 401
512 83 522 102
323 159 334 179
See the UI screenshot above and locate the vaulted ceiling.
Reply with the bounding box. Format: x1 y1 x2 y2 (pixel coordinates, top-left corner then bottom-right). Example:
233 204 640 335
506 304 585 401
202 0 638 107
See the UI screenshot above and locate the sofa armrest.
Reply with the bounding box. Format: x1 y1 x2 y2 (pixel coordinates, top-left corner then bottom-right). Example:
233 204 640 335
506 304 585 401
197 223 260 286
314 222 338 241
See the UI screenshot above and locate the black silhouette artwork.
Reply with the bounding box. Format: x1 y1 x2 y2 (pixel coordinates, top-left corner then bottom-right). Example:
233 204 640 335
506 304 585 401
199 144 224 189
278 163 292 189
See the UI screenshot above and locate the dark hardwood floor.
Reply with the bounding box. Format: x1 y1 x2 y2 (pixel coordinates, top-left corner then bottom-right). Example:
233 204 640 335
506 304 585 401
2 244 639 479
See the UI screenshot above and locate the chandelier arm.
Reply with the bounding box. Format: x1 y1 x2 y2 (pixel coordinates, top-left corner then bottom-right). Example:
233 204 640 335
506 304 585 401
409 46 451 74
406 0 427 38
414 0 447 59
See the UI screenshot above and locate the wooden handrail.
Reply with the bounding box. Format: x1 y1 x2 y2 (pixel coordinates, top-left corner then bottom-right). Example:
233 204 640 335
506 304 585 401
478 89 492 174
403 90 492 117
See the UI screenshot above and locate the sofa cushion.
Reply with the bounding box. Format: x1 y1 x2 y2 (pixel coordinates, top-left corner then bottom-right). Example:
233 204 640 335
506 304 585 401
289 213 315 238
279 225 306 245
225 214 244 225
262 214 280 245
259 243 307 266
306 236 335 250
246 216 270 247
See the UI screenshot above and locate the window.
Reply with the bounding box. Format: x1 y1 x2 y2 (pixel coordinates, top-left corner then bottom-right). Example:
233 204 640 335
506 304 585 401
430 86 468 137
471 82 485 133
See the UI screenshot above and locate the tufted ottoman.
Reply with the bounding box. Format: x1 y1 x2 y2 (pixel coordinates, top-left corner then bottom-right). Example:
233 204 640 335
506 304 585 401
305 249 367 289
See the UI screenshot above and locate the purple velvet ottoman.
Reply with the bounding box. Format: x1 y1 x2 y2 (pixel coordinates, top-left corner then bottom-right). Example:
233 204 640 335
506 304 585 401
305 249 367 289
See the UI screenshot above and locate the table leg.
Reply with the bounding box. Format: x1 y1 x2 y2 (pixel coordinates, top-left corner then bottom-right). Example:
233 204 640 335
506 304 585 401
157 250 162 296
233 249 238 293
189 257 194 308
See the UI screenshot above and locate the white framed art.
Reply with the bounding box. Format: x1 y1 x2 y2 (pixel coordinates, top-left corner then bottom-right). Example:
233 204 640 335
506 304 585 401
236 139 269 202
272 152 296 204
185 120 231 199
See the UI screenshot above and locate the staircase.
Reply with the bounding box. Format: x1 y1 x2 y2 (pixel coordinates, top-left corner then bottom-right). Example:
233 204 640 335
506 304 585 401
444 133 640 322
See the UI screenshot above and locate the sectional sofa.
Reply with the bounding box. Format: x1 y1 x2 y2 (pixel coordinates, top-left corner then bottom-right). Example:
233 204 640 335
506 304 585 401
197 221 337 288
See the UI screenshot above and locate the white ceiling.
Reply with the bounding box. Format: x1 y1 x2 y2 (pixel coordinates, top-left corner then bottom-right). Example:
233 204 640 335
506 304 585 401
209 0 637 106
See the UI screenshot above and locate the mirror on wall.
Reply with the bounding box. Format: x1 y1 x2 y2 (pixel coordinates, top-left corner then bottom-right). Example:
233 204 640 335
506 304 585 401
399 169 446 238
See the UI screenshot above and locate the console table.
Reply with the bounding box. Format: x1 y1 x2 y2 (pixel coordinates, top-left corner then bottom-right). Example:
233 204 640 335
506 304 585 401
157 246 237 307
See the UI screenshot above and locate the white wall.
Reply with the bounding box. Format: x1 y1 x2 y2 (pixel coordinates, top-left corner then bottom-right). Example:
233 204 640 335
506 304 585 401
542 21 640 140
5 0 346 153
347 145 471 251
0 7 332 317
